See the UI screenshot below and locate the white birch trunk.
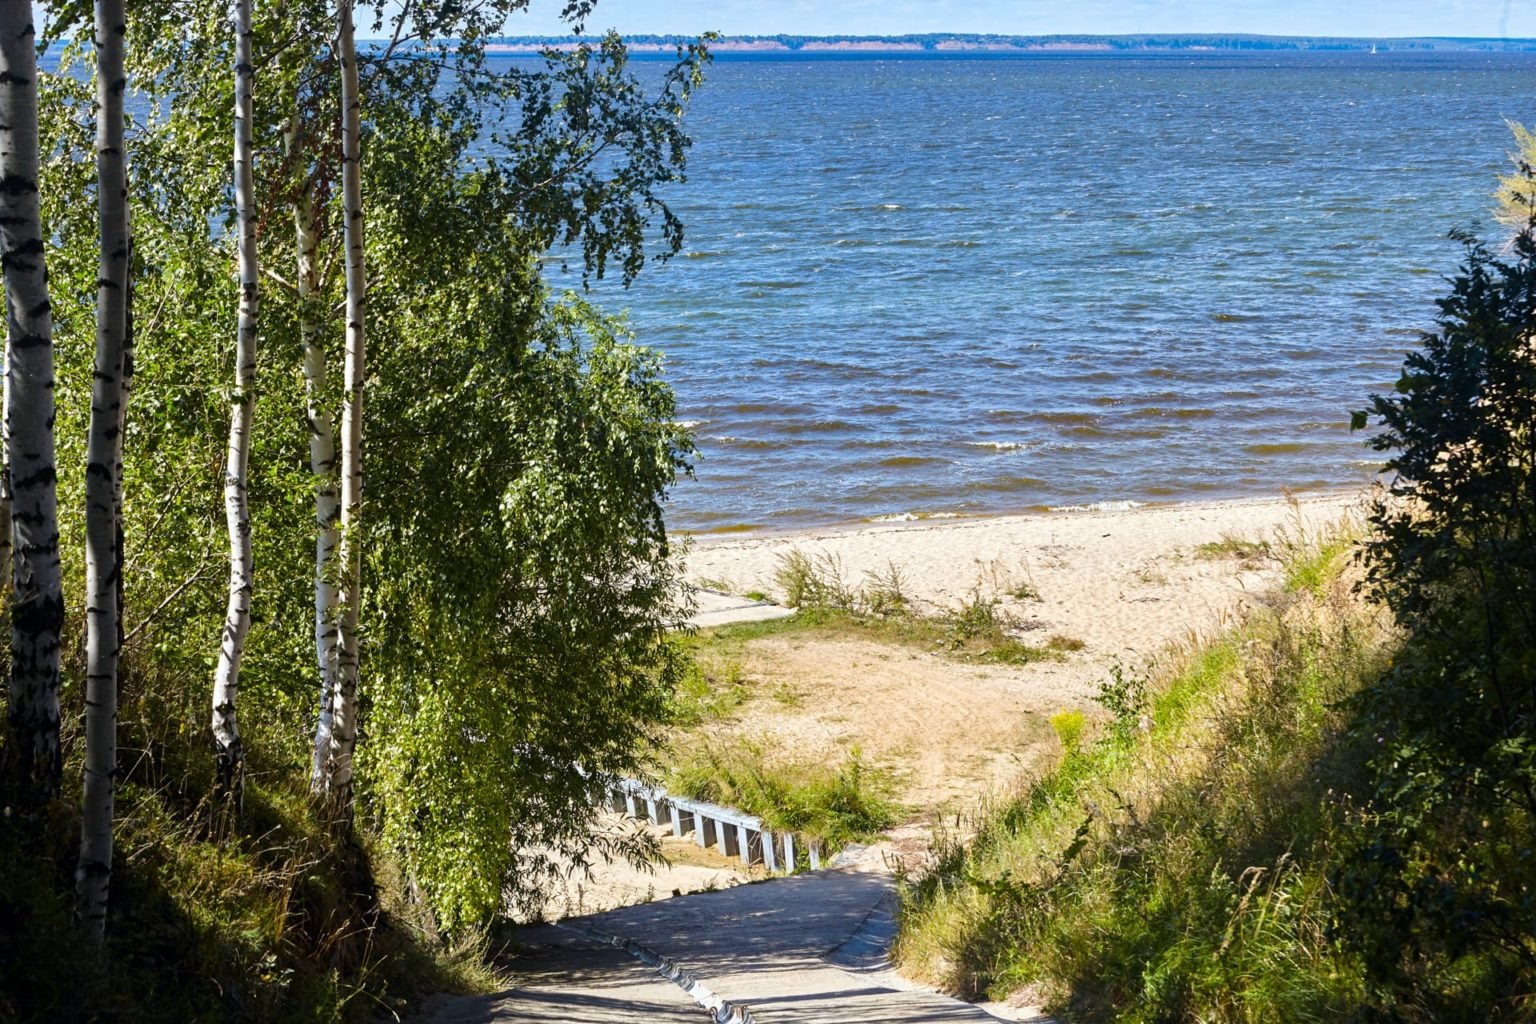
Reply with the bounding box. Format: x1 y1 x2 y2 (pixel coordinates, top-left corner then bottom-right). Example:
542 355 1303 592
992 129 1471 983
325 0 365 817
0 1 64 800
212 0 257 809
77 0 130 937
0 343 11 622
286 120 341 793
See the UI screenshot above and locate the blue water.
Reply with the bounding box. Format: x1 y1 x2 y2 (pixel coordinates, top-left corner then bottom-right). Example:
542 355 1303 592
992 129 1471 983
548 51 1534 532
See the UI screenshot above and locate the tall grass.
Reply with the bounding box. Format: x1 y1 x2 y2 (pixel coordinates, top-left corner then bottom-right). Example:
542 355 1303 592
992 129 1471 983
0 648 497 1022
894 520 1398 1021
665 744 898 857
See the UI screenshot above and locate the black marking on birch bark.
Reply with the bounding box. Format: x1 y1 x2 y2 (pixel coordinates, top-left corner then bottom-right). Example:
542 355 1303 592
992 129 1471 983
12 592 62 634
12 466 56 488
77 858 110 879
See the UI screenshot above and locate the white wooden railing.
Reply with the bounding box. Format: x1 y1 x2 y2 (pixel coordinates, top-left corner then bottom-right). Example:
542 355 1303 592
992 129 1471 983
604 777 822 873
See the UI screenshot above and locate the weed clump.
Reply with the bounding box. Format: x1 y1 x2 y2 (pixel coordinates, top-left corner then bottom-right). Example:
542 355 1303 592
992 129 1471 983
768 549 1073 666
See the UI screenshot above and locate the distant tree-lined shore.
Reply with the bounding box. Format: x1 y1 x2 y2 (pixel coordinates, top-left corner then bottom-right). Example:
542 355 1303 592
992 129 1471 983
484 32 1536 54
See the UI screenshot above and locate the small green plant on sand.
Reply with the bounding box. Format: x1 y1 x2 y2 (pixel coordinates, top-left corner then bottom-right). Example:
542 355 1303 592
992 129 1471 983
756 552 1066 665
1049 710 1086 754
863 560 912 617
775 549 857 610
1095 663 1150 736
1194 532 1274 568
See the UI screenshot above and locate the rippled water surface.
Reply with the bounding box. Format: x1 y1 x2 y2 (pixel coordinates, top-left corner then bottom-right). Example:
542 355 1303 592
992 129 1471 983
548 51 1535 531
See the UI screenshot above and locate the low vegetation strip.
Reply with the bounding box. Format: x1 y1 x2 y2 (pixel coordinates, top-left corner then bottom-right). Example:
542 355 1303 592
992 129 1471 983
664 745 898 859
893 534 1391 1020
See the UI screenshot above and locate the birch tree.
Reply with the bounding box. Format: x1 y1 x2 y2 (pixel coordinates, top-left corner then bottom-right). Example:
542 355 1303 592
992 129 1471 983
288 126 341 792
77 0 131 935
0 0 64 803
1 346 11 623
322 0 364 816
212 0 258 809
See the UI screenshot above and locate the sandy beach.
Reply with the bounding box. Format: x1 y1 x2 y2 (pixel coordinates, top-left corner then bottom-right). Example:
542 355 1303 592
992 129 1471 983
680 492 1365 806
686 492 1363 665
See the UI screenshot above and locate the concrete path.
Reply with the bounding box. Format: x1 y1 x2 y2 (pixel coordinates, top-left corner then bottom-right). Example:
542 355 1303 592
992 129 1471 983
411 864 1047 1023
409 939 707 1022
687 588 796 629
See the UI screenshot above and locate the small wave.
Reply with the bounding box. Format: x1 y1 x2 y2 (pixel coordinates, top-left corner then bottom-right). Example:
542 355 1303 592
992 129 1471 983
966 441 1028 451
1244 442 1321 455
683 250 725 259
675 420 705 429
779 419 859 436
1129 407 1216 420
867 510 964 524
878 455 947 468
1049 500 1145 513
722 401 811 414
1030 411 1101 426
688 521 763 535
705 436 788 451
877 203 905 211
739 279 805 290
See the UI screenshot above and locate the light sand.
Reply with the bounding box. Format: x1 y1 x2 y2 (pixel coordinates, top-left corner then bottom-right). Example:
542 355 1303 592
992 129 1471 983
680 492 1365 814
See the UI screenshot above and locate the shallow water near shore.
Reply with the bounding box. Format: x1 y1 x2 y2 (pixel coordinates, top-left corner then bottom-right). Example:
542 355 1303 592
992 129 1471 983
544 50 1534 532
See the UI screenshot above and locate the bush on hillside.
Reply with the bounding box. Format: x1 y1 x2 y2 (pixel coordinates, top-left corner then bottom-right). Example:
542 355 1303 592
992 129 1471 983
1344 208 1536 1010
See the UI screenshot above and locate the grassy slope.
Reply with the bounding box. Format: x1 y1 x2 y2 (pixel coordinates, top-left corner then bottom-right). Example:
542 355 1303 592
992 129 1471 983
894 532 1396 1021
0 685 496 1023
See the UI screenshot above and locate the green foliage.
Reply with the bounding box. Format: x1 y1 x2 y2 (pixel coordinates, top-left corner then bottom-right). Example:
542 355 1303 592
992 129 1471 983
1048 710 1086 754
5 2 717 1014
1 649 497 1023
774 549 858 611
1095 664 1150 738
863 561 913 616
360 297 693 930
1496 121 1536 228
1340 212 1536 1007
895 536 1389 1019
665 744 898 853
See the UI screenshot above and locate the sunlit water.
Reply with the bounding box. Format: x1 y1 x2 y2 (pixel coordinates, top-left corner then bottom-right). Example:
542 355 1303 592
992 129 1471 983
541 51 1533 532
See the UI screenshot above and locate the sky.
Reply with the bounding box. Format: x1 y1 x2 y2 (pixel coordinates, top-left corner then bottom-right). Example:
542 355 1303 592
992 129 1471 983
500 0 1534 39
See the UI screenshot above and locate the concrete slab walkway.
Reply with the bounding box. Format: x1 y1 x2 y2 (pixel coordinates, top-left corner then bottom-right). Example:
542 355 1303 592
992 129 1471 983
687 588 796 629
408 939 707 1022
411 864 1047 1023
